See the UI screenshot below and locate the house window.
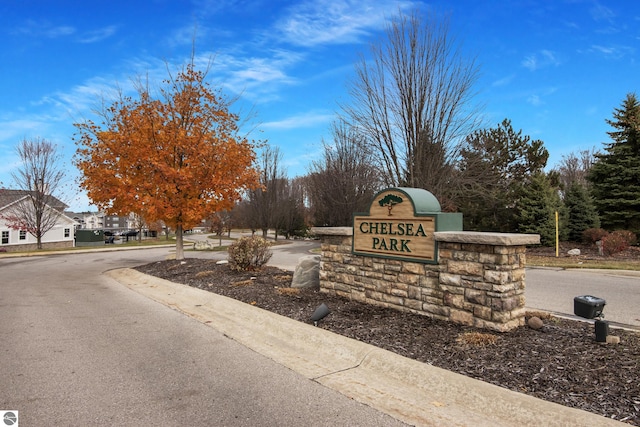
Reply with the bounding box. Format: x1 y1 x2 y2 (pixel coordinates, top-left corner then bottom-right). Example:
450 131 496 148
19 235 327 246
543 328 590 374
1 231 8 244
64 228 70 238
19 230 26 240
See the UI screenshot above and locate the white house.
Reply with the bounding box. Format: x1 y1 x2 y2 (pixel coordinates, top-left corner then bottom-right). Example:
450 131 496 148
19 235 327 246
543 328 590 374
0 189 77 252
67 211 104 230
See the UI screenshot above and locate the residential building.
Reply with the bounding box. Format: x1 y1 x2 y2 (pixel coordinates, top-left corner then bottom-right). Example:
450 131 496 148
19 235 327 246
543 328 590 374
0 189 76 252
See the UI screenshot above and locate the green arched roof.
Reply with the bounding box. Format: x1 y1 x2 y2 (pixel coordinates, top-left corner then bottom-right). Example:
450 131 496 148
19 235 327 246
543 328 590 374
379 187 441 214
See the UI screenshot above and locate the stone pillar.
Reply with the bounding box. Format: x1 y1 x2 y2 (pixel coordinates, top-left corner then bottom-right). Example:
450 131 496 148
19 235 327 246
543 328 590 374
434 231 539 332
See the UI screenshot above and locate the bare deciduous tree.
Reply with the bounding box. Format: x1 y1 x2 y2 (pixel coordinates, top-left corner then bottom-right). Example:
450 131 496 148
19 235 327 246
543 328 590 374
342 9 481 208
246 145 287 238
306 120 383 226
274 177 308 239
553 148 598 192
3 137 67 249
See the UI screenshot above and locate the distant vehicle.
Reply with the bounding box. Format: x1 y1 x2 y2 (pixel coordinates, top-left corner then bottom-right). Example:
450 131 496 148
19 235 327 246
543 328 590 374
122 230 138 237
103 230 116 244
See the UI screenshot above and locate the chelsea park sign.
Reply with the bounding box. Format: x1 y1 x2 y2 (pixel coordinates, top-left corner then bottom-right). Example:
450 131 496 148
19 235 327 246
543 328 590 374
353 188 462 264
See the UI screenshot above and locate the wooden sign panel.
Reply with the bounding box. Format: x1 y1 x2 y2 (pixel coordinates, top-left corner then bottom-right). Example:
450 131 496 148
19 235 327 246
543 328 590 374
353 189 437 263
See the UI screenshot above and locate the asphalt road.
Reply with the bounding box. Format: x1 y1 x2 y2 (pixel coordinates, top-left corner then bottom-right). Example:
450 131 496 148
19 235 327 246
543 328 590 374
1 242 639 425
525 267 640 329
0 248 405 426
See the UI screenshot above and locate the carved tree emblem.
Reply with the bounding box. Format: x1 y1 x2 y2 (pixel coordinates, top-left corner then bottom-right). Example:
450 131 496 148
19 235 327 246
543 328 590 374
378 194 403 216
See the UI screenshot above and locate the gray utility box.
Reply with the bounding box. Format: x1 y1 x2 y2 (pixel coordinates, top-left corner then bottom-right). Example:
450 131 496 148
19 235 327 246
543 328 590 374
574 295 606 319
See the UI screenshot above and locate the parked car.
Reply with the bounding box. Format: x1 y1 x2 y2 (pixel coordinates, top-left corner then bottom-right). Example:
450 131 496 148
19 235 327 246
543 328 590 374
122 230 138 237
103 230 116 244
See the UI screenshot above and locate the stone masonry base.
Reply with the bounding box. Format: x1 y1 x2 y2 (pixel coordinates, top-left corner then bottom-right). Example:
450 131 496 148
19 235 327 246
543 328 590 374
312 227 540 332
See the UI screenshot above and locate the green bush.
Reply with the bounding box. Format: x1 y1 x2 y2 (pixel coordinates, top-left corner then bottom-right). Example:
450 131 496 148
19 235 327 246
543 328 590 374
227 236 273 271
601 230 637 255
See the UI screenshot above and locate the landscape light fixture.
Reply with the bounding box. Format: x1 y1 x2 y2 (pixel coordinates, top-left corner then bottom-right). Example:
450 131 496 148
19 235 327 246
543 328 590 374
574 295 608 342
310 303 330 326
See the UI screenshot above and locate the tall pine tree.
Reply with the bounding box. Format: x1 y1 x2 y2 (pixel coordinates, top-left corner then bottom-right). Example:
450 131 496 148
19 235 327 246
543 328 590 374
588 93 640 234
458 119 549 232
564 182 600 242
517 172 566 246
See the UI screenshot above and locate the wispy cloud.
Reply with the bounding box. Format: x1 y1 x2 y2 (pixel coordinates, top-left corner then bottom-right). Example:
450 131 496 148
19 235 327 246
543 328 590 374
210 49 302 102
42 78 120 113
589 44 634 59
14 20 76 38
588 2 622 35
492 74 516 87
30 47 301 121
78 25 117 43
589 2 615 23
525 87 557 107
0 118 48 142
262 111 334 130
0 154 22 178
527 94 543 106
0 116 56 180
274 0 415 47
522 50 560 71
13 20 116 44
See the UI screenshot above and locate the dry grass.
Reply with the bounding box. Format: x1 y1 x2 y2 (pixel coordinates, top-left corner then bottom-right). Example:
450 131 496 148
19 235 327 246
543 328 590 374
274 274 293 282
527 254 640 271
276 287 301 296
195 270 215 278
456 332 499 347
231 278 257 287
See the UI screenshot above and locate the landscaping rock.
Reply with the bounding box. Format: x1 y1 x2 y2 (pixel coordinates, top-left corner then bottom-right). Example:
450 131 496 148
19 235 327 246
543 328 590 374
606 335 621 345
567 248 581 256
291 255 320 290
194 240 214 250
527 316 544 330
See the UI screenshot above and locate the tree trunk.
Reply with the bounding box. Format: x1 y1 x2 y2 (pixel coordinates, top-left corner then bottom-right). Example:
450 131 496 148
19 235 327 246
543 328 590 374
175 224 184 260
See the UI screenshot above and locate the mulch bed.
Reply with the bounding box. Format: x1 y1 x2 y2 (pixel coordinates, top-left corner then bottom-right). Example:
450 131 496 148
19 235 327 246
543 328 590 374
135 259 640 425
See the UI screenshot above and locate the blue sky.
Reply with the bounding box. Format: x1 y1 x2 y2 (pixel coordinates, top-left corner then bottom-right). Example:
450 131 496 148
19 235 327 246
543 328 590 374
1 0 639 211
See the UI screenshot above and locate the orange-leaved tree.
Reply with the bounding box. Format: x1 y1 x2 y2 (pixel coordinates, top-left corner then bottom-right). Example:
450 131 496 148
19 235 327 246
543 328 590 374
73 60 260 259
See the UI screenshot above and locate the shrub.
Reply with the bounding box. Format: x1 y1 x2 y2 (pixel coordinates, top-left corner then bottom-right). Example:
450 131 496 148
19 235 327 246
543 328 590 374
227 236 272 271
582 228 609 245
601 230 637 255
614 230 638 246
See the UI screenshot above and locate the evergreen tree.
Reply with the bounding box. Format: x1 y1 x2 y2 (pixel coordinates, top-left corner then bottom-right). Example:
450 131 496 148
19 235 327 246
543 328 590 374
588 93 640 234
517 172 566 246
458 119 548 232
564 182 600 242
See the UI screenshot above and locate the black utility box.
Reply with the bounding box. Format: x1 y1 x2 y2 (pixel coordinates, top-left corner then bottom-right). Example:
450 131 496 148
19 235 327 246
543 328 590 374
574 295 606 319
595 319 609 342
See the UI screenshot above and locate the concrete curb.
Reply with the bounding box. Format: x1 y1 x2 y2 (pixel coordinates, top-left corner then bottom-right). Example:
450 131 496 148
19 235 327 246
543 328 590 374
527 265 640 277
0 244 175 258
106 268 626 427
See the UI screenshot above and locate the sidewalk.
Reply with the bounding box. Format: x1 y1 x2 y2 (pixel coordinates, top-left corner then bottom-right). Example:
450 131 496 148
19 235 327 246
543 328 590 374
107 268 627 427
